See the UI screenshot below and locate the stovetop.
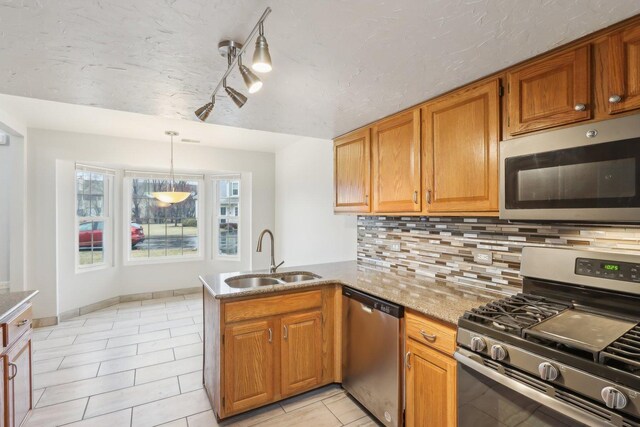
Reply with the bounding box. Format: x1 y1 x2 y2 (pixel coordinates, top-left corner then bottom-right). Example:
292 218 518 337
461 292 640 374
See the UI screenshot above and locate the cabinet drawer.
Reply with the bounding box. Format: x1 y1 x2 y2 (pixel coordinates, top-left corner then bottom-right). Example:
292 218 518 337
406 310 456 356
3 305 33 349
225 291 322 323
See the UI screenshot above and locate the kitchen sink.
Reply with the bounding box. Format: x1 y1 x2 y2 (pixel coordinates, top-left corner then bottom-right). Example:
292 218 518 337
279 274 319 283
225 272 321 288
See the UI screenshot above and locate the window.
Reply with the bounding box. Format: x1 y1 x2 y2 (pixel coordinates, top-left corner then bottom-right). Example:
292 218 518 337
214 176 240 258
125 172 203 262
76 167 113 269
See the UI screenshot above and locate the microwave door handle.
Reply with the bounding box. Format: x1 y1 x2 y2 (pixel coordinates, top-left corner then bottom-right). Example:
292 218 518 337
454 351 608 427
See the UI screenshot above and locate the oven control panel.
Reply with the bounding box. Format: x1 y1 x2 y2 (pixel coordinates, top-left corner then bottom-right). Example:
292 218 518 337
575 258 640 282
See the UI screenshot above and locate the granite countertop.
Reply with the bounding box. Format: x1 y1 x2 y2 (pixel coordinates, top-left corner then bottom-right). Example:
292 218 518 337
199 261 507 325
0 291 39 322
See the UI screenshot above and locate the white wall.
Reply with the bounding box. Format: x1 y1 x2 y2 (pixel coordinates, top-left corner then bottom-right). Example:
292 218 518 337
0 106 27 294
28 128 276 318
275 137 357 266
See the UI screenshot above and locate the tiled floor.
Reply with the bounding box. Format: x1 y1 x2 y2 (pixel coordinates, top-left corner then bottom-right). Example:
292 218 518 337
31 293 380 427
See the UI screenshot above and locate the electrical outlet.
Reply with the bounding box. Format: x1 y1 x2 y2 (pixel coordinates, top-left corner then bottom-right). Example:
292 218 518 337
474 251 493 265
390 243 401 252
0 133 9 146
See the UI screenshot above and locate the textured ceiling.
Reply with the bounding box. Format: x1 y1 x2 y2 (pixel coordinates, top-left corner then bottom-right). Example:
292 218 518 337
0 0 639 139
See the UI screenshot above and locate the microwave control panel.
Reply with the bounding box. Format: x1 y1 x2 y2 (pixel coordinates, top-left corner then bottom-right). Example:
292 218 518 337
575 258 640 282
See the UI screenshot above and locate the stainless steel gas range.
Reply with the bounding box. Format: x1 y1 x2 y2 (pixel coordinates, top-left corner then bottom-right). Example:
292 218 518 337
456 247 640 427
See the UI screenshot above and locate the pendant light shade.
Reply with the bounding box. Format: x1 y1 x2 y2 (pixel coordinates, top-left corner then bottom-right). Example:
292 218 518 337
238 56 263 94
151 131 191 205
225 86 248 108
252 23 272 73
194 100 214 122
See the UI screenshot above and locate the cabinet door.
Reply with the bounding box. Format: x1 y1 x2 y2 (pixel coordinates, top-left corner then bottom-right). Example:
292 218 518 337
224 319 275 414
422 79 500 213
372 110 421 213
334 128 371 213
281 311 322 396
405 340 456 427
608 25 640 114
507 45 590 135
6 335 31 427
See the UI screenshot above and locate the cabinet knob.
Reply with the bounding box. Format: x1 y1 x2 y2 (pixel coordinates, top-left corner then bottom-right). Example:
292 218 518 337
609 95 622 104
574 103 586 111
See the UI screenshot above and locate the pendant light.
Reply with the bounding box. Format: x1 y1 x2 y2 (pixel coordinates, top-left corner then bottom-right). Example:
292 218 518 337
151 131 191 204
252 22 272 73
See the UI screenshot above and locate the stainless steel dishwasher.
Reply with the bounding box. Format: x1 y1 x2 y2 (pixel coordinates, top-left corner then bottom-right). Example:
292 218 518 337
342 287 404 427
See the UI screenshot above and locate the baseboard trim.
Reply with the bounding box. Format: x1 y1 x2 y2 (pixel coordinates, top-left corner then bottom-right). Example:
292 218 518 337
41 286 202 327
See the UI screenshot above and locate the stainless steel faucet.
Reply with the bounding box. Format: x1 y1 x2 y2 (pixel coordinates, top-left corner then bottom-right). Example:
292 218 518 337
256 229 284 273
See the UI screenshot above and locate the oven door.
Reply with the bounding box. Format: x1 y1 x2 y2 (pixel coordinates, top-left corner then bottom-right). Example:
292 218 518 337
455 349 636 427
500 114 640 222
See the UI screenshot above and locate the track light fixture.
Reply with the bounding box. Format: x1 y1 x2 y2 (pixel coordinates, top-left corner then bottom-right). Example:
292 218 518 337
238 56 263 94
194 7 272 121
252 23 272 73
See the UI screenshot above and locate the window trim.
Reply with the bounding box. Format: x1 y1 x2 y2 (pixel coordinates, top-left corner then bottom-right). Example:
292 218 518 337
212 174 241 261
75 169 114 273
123 174 205 266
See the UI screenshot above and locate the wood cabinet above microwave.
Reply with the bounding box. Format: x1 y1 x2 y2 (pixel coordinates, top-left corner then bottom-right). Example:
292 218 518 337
607 25 640 114
506 45 591 136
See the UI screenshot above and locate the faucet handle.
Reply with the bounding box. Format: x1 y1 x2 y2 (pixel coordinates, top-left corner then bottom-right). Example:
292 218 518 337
275 260 285 270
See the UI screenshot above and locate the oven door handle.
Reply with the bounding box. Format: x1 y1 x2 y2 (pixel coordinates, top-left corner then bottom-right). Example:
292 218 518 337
454 350 612 427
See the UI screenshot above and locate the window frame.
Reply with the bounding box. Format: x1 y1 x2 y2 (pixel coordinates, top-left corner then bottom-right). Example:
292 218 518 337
212 175 241 261
75 168 114 273
123 173 205 266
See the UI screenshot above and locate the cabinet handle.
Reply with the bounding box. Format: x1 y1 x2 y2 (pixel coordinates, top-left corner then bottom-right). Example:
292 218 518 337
405 351 412 369
8 363 17 380
365 194 369 204
609 95 622 104
412 191 418 204
268 328 273 343
17 319 28 327
420 330 437 342
574 103 586 111
426 190 432 204
283 325 288 339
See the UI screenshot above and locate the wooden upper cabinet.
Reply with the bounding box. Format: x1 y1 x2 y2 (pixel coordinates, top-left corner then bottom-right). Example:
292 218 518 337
280 311 322 397
405 340 456 427
224 319 275 415
422 79 500 213
507 45 591 135
333 129 371 213
371 110 421 213
608 25 640 114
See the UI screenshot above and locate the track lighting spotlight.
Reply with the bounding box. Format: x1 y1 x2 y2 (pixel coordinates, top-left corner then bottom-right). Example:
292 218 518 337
252 22 272 73
194 100 214 122
225 86 247 108
239 56 263 94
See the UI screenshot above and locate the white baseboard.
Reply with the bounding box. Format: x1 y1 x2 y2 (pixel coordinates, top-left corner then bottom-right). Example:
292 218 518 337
0 282 9 290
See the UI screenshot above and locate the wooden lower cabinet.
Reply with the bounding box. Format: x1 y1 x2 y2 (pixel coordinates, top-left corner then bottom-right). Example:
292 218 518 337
223 320 275 414
405 339 457 427
206 287 338 420
281 310 322 396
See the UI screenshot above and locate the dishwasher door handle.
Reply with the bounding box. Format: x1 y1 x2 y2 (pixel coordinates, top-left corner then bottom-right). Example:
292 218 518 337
360 304 373 314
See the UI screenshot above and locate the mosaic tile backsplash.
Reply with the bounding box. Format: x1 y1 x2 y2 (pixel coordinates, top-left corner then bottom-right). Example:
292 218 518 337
357 216 640 295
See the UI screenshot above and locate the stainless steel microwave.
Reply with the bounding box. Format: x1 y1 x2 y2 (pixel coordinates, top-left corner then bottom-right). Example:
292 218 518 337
500 114 640 222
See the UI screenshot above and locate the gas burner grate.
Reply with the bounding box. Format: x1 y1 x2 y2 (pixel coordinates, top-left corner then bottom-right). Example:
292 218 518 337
600 325 640 373
463 293 569 335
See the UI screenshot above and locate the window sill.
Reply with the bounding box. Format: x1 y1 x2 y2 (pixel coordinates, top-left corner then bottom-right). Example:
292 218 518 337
124 255 204 267
75 263 109 274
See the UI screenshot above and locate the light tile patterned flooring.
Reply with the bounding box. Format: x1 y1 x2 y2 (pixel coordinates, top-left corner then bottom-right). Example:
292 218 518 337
31 293 380 426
